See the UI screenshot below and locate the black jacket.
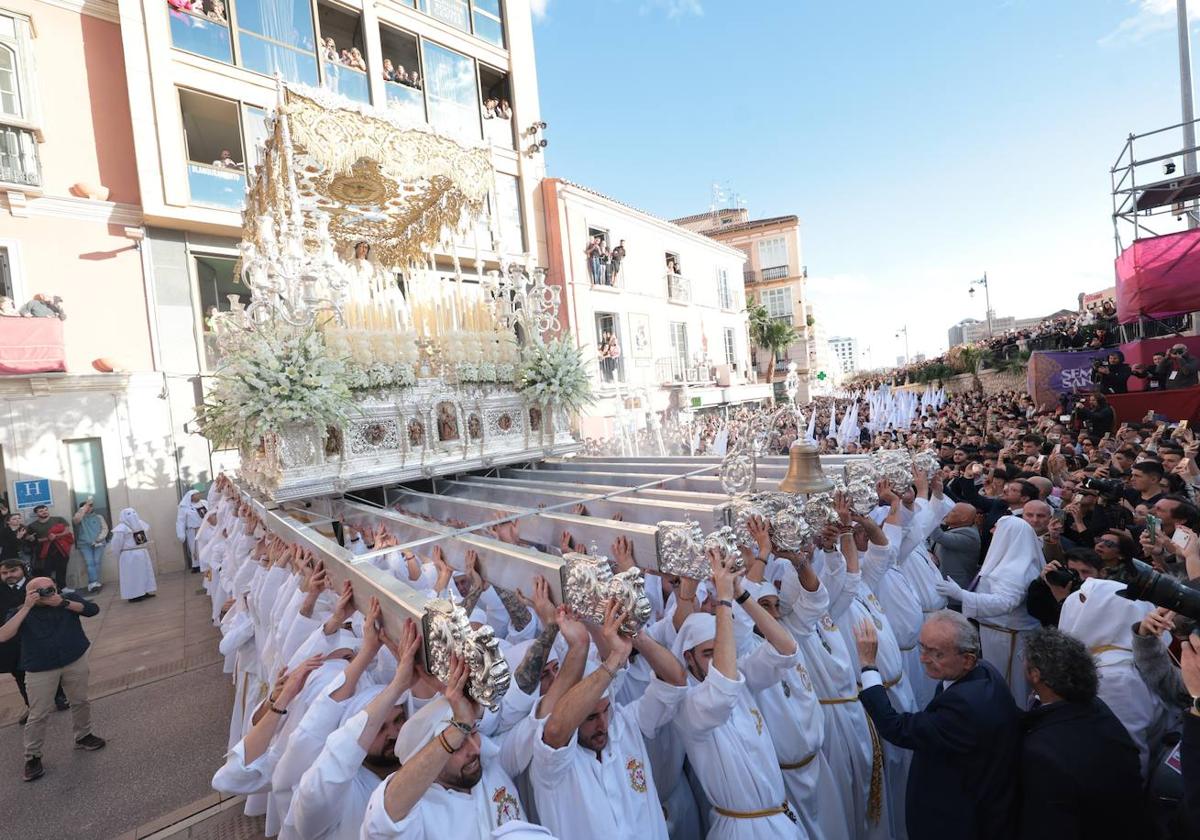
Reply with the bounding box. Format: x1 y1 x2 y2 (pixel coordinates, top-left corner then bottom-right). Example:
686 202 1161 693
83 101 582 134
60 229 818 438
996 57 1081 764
860 660 1022 840
4 591 99 672
1018 697 1143 840
1184 711 1200 836
0 577 24 673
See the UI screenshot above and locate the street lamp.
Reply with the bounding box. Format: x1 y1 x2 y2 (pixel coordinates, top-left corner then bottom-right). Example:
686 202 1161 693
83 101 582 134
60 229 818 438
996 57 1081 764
894 325 909 365
968 273 993 337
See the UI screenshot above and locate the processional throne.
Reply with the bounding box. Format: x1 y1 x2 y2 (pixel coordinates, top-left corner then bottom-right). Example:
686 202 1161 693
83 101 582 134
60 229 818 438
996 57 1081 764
203 85 578 501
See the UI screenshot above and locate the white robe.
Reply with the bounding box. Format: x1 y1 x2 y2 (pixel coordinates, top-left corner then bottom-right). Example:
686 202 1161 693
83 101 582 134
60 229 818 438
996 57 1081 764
361 743 525 839
112 525 156 600
290 709 386 840
752 643 851 840
530 679 683 840
1057 579 1168 779
672 646 806 839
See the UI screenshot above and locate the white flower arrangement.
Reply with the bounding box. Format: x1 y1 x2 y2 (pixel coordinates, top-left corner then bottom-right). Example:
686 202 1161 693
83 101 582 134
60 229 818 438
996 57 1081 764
393 363 417 387
516 339 594 413
367 360 396 388
478 361 498 383
496 362 516 383
457 362 480 383
196 325 354 452
346 366 372 390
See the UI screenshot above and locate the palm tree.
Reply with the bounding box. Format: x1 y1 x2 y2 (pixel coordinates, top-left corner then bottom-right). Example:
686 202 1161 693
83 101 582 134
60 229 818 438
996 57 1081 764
956 346 985 393
746 303 798 392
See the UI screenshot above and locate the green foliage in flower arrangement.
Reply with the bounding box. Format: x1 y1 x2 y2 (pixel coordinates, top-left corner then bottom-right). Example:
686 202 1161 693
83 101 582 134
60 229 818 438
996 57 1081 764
195 324 355 451
516 338 595 413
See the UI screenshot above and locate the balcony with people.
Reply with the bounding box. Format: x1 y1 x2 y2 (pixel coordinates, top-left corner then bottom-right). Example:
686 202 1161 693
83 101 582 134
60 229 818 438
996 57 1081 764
584 229 626 287
480 66 514 149
180 89 246 211
379 24 426 124
0 284 67 374
167 0 319 86
665 253 689 303
318 1 370 104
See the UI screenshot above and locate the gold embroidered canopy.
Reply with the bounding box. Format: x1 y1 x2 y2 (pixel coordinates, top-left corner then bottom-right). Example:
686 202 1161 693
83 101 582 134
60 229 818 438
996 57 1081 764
244 86 495 269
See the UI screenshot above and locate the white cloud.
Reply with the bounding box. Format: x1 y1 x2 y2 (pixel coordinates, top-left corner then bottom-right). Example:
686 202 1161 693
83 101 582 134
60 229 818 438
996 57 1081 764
1098 0 1176 46
639 0 704 18
530 0 550 21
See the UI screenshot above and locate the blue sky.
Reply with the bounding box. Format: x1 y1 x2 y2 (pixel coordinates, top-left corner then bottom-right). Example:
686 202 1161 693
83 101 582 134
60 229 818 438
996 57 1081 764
530 0 1192 365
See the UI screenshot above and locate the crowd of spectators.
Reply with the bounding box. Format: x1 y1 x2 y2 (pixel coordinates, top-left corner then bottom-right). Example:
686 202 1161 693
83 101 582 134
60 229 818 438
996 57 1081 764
0 294 66 320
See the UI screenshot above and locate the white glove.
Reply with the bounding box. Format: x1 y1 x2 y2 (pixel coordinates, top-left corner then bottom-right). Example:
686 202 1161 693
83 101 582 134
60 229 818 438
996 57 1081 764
934 578 964 601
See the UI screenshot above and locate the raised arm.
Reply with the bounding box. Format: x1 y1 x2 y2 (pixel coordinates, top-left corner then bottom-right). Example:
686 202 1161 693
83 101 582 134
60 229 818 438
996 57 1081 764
543 600 631 748
0 589 37 643
243 655 322 763
512 577 560 695
378 656 480 822
709 548 739 682
356 618 421 752
632 627 687 686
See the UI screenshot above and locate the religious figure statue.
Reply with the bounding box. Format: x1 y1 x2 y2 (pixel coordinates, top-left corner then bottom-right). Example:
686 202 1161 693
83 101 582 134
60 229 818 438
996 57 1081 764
437 402 459 442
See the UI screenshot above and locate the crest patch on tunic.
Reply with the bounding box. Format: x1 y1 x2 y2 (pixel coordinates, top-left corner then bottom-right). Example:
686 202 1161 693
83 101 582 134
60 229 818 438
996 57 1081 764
492 786 521 824
626 757 648 793
749 707 764 736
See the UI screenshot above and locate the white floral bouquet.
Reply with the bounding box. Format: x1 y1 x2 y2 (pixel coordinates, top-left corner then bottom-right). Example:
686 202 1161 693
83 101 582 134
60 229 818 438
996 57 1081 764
393 363 416 387
516 339 594 413
367 361 395 388
196 325 354 452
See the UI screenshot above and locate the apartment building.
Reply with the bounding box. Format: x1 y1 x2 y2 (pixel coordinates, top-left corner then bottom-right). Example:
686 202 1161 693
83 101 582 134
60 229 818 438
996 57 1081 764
540 179 769 440
674 208 810 401
0 0 548 582
828 335 858 377
0 0 188 582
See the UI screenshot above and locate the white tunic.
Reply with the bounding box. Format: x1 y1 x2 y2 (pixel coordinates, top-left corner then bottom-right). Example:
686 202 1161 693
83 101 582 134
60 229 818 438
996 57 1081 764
291 709 385 840
672 645 806 839
752 644 851 840
361 746 525 840
530 681 682 840
112 525 156 600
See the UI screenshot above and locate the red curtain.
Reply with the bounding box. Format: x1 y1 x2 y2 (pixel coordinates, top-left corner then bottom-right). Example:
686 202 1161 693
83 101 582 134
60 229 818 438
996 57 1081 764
0 318 66 374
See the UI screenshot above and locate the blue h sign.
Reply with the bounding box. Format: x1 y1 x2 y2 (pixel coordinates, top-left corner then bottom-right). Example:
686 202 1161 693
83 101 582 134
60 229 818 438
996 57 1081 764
14 479 52 509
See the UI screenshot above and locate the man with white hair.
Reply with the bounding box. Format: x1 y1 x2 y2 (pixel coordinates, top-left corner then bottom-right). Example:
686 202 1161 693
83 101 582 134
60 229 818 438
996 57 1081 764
1021 500 1067 565
530 599 687 840
935 516 1043 703
855 610 1021 840
668 548 806 838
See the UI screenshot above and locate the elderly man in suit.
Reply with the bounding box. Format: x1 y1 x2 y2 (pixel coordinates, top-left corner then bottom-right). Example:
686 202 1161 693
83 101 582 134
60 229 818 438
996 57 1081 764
928 503 982 598
855 609 1021 840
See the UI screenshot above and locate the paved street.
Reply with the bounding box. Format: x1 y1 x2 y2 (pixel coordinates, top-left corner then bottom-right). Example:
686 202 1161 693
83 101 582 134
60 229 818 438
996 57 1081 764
0 571 246 840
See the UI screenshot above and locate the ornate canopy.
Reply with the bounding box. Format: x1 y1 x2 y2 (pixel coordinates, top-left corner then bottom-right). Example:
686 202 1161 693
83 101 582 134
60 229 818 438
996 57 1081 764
244 86 495 269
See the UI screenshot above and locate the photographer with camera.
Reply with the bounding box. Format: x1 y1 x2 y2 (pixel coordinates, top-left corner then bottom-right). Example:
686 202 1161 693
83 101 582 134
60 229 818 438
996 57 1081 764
1132 351 1171 392
1026 548 1105 627
1140 495 1200 581
1091 351 1133 395
1165 344 1199 390
1063 484 1121 545
0 575 105 781
1074 393 1116 439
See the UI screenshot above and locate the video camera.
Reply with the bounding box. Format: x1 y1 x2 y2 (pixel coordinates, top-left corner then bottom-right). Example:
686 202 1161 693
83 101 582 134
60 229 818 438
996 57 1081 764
1082 476 1124 501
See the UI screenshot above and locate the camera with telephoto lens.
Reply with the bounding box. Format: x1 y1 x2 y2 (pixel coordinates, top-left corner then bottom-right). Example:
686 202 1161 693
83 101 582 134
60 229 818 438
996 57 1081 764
1117 559 1200 627
35 586 56 597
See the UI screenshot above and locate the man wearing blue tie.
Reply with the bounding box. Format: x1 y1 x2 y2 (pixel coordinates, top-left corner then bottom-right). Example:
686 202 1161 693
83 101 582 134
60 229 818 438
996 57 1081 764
855 609 1021 840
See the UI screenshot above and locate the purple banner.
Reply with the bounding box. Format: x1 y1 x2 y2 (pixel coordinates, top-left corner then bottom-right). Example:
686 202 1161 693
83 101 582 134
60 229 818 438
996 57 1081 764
1027 349 1107 409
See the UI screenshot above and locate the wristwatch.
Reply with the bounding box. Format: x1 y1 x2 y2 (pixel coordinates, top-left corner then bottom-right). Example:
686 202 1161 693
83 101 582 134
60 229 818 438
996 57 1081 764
735 590 751 605
861 665 880 675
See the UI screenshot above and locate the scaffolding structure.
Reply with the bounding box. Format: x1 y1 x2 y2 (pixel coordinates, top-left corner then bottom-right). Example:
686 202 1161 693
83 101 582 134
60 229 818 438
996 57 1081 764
1111 116 1200 252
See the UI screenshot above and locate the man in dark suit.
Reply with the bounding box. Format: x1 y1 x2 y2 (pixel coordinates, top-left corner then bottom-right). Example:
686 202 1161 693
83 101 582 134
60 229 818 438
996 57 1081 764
928 502 982 594
1018 627 1142 839
855 609 1021 840
0 558 67 725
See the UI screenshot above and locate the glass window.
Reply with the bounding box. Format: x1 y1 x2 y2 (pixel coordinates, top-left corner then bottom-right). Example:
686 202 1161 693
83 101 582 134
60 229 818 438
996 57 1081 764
318 2 370 104
380 25 425 124
472 0 504 46
717 268 733 310
243 105 269 169
760 287 791 321
65 438 111 530
0 124 39 186
422 41 480 142
494 174 523 254
595 312 623 383
168 2 232 64
0 44 19 118
670 322 689 367
180 89 246 210
723 327 736 365
757 236 788 271
0 246 12 300
237 0 319 86
428 0 470 32
196 254 248 367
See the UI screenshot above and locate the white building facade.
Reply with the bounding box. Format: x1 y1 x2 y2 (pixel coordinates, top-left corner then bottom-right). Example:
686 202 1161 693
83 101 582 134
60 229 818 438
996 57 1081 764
828 335 859 377
539 179 770 441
